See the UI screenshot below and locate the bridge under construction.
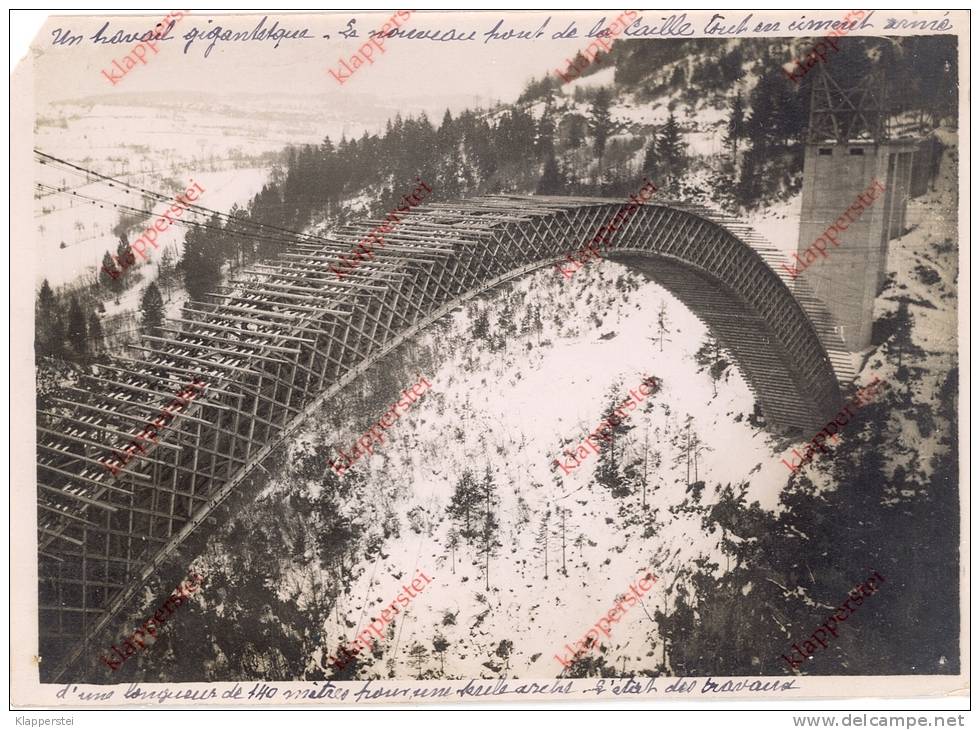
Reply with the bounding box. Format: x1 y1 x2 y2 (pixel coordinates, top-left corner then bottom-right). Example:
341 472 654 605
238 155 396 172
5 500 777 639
35 190 854 681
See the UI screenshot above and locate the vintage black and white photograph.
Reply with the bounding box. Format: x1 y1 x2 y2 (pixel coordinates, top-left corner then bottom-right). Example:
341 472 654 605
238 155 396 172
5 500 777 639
10 8 968 711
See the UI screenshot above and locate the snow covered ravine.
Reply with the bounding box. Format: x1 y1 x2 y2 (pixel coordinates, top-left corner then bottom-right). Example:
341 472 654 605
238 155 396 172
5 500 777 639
106 127 958 683
221 131 957 683
258 258 790 681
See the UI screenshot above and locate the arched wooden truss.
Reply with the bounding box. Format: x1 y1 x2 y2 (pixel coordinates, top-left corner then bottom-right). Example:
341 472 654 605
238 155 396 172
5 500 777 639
37 195 853 680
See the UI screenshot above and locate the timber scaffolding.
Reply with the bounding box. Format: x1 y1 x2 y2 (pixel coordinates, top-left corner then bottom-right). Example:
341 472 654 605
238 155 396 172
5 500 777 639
37 194 852 680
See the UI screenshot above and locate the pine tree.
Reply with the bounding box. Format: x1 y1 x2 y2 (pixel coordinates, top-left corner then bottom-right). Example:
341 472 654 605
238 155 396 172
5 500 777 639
588 88 614 158
494 108 537 170
469 308 492 344
66 297 87 356
87 312 104 353
669 65 686 88
140 282 165 337
437 109 465 199
438 109 457 148
724 92 746 163
181 224 221 301
642 137 660 180
495 295 517 345
891 301 914 369
564 114 586 150
480 466 501 591
690 425 707 485
595 390 639 499
326 641 363 679
54 314 68 355
532 305 543 345
736 65 806 206
447 469 480 540
495 639 513 674
38 279 55 313
100 251 123 291
432 634 449 675
158 244 178 290
535 106 556 159
736 146 764 207
447 527 459 574
116 235 136 270
674 415 708 490
35 280 62 357
520 307 535 338
537 154 564 195
656 113 687 186
225 205 249 269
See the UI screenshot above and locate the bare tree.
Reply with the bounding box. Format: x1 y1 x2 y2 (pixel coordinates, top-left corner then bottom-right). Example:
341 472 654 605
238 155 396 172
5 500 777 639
447 527 459 575
480 466 501 591
535 509 551 580
557 506 571 576
642 427 664 510
673 416 706 486
642 428 650 509
655 300 672 352
692 428 705 483
678 417 710 485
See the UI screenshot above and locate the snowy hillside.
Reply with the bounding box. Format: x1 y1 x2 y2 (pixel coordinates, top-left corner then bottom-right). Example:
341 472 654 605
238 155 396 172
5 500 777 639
277 261 786 679
98 126 961 685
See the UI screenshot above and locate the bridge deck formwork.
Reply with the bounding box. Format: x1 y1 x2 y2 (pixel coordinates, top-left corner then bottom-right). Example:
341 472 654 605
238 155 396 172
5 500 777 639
35 195 851 680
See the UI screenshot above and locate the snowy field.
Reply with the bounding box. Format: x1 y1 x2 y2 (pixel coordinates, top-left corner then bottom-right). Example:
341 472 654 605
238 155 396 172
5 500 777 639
34 165 270 290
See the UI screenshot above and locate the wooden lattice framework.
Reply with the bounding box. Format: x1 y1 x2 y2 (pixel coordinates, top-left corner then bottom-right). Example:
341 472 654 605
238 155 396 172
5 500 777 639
37 195 852 681
809 62 888 143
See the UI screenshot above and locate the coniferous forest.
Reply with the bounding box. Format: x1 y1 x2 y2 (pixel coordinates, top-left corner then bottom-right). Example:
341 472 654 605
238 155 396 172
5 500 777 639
35 36 956 369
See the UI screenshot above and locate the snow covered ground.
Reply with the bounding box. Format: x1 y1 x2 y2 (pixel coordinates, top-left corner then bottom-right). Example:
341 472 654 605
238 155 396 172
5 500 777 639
33 88 484 292
270 259 791 680
34 165 270 289
238 127 960 682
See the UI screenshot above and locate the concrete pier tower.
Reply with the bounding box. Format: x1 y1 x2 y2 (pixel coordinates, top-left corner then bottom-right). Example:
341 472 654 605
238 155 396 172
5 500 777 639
797 65 915 351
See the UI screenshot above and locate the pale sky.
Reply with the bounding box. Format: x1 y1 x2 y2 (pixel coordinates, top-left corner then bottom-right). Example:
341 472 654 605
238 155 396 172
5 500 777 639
28 10 625 114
